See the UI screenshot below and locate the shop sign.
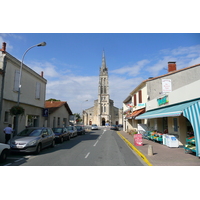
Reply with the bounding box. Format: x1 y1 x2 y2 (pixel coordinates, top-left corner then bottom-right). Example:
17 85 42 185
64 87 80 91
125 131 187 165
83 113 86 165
162 79 172 93
157 95 169 106
137 103 146 107
134 134 143 146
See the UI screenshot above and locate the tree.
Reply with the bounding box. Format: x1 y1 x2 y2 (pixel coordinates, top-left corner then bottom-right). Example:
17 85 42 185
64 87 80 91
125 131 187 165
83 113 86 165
74 113 82 123
46 98 61 101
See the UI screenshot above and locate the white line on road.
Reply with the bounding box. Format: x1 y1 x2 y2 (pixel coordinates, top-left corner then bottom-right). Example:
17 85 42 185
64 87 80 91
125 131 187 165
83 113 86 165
85 152 90 158
14 158 24 163
93 140 99 146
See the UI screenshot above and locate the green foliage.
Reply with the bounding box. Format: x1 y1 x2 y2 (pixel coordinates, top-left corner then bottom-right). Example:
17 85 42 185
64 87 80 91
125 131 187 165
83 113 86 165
10 105 25 116
46 98 61 101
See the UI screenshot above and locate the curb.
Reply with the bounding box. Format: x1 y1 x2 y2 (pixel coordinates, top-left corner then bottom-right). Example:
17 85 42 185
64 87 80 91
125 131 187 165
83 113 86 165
117 131 153 166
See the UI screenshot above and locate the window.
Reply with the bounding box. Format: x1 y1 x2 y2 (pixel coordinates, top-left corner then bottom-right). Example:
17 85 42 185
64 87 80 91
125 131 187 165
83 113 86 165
35 82 41 99
57 117 60 126
13 70 20 92
139 90 142 103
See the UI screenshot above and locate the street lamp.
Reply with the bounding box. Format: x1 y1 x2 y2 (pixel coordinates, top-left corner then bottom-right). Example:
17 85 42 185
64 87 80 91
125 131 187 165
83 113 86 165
17 42 46 106
15 42 46 135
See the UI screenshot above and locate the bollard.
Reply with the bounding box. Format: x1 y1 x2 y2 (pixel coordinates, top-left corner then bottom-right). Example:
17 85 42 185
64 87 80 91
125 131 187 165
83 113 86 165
148 145 154 156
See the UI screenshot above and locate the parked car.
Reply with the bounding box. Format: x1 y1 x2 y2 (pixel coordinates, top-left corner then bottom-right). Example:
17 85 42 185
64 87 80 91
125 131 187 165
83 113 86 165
52 127 70 143
66 126 77 137
110 125 119 131
0 143 10 162
9 127 55 154
75 126 86 135
91 124 98 130
118 124 123 128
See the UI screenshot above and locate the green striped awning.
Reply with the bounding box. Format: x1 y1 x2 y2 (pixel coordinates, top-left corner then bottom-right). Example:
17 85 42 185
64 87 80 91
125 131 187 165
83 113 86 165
135 99 200 120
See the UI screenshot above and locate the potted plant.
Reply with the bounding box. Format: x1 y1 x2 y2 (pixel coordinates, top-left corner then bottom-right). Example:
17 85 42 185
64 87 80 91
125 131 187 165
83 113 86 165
10 105 25 116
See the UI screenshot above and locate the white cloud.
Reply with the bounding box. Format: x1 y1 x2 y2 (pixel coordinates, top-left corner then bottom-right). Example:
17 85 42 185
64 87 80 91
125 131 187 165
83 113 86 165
110 59 150 76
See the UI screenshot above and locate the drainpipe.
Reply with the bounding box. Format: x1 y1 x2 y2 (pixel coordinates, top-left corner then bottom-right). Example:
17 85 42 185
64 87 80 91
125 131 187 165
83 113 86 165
0 53 7 121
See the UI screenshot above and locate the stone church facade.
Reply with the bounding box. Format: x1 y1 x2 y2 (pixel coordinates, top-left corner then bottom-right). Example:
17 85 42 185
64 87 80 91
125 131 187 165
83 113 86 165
83 51 122 126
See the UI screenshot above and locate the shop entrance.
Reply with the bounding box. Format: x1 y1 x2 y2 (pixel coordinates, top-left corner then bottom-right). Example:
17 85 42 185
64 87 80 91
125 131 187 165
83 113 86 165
102 118 105 126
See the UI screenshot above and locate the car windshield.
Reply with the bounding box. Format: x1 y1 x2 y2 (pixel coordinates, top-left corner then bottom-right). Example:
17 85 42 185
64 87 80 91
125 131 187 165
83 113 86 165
76 126 82 129
17 128 43 137
92 124 97 126
66 126 73 130
52 128 63 133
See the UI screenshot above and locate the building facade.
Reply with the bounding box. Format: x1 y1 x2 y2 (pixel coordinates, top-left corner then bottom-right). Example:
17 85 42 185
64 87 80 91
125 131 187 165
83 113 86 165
44 101 73 128
134 62 200 157
83 51 122 126
0 42 47 142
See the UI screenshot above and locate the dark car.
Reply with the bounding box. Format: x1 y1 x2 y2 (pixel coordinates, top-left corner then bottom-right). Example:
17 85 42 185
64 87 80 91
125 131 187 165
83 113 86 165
110 125 119 131
118 124 123 128
52 127 71 143
9 127 55 154
75 126 86 135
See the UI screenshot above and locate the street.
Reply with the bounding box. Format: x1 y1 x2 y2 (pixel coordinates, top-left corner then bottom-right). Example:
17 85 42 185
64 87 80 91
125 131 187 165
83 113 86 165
1 127 145 166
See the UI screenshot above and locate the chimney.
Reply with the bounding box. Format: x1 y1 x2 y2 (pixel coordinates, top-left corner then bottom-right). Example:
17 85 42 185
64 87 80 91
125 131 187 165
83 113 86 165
41 71 44 77
0 42 6 52
168 62 176 73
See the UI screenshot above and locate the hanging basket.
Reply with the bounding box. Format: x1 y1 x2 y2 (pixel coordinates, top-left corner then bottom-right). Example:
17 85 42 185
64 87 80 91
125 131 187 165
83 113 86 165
10 105 25 116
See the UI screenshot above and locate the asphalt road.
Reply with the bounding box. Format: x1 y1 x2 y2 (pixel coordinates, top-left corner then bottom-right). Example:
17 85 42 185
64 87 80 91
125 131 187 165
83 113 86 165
1 127 145 166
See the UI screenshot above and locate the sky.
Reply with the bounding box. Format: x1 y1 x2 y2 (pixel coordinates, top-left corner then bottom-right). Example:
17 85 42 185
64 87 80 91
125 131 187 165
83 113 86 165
1 33 200 113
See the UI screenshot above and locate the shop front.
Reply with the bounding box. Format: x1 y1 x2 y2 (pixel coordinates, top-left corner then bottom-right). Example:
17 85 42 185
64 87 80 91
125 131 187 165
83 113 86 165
136 98 200 157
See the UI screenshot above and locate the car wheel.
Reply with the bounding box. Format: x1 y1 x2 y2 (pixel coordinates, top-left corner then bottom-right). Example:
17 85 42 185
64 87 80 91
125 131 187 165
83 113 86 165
60 137 64 143
35 144 42 154
51 140 55 148
0 150 8 162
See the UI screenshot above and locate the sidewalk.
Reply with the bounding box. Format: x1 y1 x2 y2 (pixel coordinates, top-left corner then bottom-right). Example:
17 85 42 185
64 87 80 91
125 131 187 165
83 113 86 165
118 131 200 166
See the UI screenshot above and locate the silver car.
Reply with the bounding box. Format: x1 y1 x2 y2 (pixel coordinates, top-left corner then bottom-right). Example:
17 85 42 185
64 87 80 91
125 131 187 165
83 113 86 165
10 127 55 154
66 126 77 137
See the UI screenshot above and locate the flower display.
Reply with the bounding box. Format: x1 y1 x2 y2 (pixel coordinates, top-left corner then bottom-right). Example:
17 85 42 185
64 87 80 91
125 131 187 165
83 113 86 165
10 105 25 116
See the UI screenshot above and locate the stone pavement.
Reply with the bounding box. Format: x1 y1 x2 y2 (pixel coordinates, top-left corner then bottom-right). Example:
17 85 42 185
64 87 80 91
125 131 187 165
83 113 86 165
118 130 200 166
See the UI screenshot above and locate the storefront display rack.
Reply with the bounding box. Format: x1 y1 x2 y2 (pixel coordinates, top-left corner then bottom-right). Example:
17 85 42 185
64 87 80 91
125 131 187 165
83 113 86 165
184 136 196 153
144 131 163 143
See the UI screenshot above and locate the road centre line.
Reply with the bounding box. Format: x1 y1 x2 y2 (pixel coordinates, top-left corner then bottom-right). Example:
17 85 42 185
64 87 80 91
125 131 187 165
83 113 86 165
14 158 24 163
93 140 99 146
85 152 90 158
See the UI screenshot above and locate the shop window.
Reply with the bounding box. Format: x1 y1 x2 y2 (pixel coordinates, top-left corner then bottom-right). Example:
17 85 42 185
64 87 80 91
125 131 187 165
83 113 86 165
173 118 178 132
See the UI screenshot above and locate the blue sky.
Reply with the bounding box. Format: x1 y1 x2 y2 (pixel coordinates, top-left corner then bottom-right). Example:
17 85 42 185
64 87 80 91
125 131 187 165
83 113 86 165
1 33 200 113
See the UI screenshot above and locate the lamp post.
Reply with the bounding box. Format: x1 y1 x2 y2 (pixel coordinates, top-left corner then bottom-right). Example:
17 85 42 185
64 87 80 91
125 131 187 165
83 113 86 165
17 42 46 106
15 42 46 135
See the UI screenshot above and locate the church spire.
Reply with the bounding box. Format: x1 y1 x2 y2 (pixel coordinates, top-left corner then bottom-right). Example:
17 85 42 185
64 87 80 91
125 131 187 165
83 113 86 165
100 50 108 75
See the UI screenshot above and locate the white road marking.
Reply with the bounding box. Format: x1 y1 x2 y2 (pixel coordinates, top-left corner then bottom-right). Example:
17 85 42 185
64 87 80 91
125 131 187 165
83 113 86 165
93 140 99 146
14 158 24 163
85 152 90 158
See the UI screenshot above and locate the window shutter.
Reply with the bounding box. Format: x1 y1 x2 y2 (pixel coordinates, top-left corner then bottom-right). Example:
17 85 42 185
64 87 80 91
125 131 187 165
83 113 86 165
139 90 142 103
13 70 20 91
134 94 137 106
35 82 41 99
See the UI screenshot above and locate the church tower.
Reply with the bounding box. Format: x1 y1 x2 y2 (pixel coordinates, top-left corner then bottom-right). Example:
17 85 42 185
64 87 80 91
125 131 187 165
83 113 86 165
98 51 110 125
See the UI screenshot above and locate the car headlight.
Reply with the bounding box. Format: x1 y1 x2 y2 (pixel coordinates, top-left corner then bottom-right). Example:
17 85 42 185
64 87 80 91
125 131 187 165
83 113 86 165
27 140 37 146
